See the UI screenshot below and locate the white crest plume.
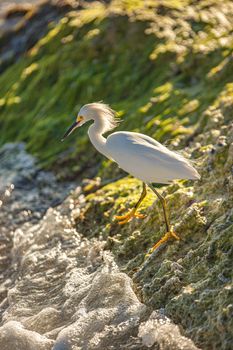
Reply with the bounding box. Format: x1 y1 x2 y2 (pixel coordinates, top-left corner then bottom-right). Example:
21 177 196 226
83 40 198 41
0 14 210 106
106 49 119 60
84 102 120 133
62 100 200 253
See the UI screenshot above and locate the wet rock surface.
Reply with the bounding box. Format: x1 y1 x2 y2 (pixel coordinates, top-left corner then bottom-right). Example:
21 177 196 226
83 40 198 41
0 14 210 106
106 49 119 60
75 93 233 350
0 142 73 306
0 1 233 349
0 143 199 349
0 0 74 72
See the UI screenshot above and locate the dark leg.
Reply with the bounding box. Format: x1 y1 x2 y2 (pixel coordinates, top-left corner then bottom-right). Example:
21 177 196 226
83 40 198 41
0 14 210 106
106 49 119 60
148 184 170 232
115 182 147 224
148 184 179 252
134 182 147 211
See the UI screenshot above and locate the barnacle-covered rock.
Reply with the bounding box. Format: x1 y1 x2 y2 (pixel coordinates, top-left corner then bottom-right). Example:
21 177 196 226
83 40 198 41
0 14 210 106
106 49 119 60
74 87 233 349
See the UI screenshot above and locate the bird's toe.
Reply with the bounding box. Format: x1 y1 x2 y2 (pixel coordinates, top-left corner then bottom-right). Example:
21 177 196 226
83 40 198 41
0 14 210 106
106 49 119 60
147 229 180 255
114 209 146 224
135 213 146 219
118 218 132 225
170 228 180 241
114 213 131 220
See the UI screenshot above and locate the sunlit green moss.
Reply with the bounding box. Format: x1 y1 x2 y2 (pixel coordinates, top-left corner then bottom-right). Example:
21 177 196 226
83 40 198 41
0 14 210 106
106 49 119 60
0 1 232 179
73 82 233 348
1 1 233 349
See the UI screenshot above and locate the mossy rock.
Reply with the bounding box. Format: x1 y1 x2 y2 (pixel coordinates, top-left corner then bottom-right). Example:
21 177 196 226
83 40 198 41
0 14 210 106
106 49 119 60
1 1 233 349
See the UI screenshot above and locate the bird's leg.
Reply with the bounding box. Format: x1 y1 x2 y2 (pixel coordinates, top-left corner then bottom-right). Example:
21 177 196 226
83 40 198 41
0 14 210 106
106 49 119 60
148 184 180 252
115 183 147 225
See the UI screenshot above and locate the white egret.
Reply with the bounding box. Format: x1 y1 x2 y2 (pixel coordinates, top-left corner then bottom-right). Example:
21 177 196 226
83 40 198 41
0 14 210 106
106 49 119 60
62 102 200 252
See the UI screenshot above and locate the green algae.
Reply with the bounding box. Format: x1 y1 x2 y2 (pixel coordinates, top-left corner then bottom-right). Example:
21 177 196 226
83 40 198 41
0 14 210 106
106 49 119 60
75 88 233 349
1 0 232 178
0 1 233 348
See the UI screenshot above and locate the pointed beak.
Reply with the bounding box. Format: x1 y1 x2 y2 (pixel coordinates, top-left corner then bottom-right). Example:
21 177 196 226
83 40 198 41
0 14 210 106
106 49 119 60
61 120 79 141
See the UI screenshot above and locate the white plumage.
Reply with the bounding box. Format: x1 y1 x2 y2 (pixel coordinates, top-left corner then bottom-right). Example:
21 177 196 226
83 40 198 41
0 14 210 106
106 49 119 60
63 102 200 184
62 102 200 249
106 131 199 183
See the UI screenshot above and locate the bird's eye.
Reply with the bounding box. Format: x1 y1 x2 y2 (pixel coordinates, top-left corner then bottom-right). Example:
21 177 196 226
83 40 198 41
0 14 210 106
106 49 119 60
77 116 84 123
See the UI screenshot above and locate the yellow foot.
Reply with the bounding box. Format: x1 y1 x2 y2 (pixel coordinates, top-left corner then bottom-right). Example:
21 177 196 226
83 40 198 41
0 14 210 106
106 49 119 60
148 227 180 254
114 209 146 225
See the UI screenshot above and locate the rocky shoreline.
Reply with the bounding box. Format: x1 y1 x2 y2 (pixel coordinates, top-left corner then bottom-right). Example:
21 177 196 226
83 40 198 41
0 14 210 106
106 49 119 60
0 143 199 349
0 0 233 348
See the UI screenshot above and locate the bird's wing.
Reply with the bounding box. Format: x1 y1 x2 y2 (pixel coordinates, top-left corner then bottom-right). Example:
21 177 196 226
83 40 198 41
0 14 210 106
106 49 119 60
106 131 199 181
107 131 182 163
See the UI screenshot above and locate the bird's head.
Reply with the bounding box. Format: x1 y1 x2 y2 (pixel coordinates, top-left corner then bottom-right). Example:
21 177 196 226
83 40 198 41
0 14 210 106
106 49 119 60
61 102 118 141
61 106 88 141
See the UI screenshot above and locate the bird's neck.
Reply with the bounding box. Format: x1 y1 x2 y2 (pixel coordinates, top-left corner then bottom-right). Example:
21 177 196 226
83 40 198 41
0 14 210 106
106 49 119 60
88 118 109 158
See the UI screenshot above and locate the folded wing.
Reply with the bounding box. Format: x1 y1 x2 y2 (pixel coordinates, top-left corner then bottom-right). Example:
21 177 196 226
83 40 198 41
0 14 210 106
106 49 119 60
106 131 200 183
